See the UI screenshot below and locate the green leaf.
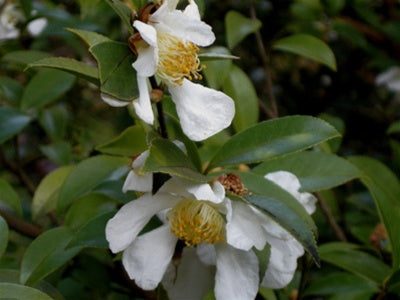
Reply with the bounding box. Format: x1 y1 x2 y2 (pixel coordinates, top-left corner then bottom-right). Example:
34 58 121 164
225 10 261 49
40 141 73 166
89 41 138 101
19 0 32 18
21 69 76 110
141 138 208 182
66 28 110 48
20 227 82 286
1 50 51 71
0 283 54 300
57 155 129 213
104 0 134 34
0 216 9 258
38 106 69 141
319 242 391 284
27 57 99 85
237 171 319 264
0 178 22 216
0 77 23 104
67 211 116 249
208 116 340 170
96 125 147 156
348 156 400 269
223 64 259 132
202 47 233 90
317 113 345 152
32 166 74 221
0 107 32 144
253 152 361 192
273 34 337 71
65 193 116 230
387 120 400 135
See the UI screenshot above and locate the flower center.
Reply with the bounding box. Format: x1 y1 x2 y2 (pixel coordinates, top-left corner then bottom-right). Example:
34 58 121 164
168 199 225 246
157 33 202 86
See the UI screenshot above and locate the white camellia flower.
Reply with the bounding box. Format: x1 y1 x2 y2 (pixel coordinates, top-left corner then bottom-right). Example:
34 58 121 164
106 170 317 300
104 0 235 141
0 1 23 40
375 66 400 93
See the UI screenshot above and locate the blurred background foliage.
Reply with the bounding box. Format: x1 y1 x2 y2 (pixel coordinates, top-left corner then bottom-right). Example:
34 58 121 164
1 0 400 299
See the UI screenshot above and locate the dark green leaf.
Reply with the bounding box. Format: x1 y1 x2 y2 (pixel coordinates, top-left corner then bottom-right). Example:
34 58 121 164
202 47 233 90
1 50 51 71
96 125 147 156
223 64 259 132
208 116 340 170
0 216 9 258
348 156 400 270
21 69 76 110
40 141 73 166
57 155 129 213
225 10 261 49
90 41 138 101
0 283 54 300
38 106 69 141
141 138 209 182
20 227 82 286
66 28 110 47
27 57 99 85
0 178 22 215
319 242 391 284
19 0 32 18
0 77 23 104
273 34 337 71
253 152 361 192
387 120 400 135
0 107 32 144
104 0 134 34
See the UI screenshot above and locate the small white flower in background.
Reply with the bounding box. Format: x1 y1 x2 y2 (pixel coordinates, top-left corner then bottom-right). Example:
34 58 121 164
375 66 400 93
0 1 23 40
106 170 316 300
103 0 235 141
27 17 47 37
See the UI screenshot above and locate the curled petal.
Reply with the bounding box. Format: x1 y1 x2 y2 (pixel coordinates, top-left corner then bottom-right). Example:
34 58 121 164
132 43 158 77
101 93 130 107
123 151 153 192
168 79 235 141
215 244 259 300
133 76 154 125
183 0 201 20
122 225 178 290
133 20 158 47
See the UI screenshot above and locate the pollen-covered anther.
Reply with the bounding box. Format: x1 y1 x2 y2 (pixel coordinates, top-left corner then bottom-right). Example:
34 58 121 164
157 33 202 85
168 199 225 246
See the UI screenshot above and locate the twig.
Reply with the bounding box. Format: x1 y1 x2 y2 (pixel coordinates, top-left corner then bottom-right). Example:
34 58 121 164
0 209 42 238
249 0 278 118
317 193 348 242
149 77 168 139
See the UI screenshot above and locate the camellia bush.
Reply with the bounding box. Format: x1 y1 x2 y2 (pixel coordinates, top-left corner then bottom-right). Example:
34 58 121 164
1 0 400 299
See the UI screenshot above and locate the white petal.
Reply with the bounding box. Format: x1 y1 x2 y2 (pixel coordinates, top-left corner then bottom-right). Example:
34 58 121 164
196 243 217 266
261 239 303 289
105 193 178 253
133 20 158 47
122 170 153 193
162 247 214 300
101 93 130 107
265 171 317 214
168 79 235 141
226 201 267 251
186 181 225 204
122 225 178 290
215 245 259 300
133 76 154 125
27 18 47 36
132 150 149 169
183 0 201 20
132 44 158 77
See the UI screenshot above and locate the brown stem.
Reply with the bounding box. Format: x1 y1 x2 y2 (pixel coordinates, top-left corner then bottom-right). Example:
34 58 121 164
317 193 348 242
0 209 42 238
249 0 278 118
149 77 168 139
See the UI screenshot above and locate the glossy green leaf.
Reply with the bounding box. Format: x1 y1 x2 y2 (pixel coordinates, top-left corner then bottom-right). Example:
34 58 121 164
348 156 400 269
65 193 116 230
20 227 82 286
0 77 23 104
0 216 9 258
223 64 259 132
141 138 208 182
237 171 319 264
273 34 337 71
0 283 54 300
208 116 340 170
57 155 129 213
319 242 391 284
0 107 32 144
225 10 261 49
202 47 233 90
0 178 22 216
27 57 99 85
21 69 76 110
253 152 361 192
32 166 74 221
96 125 147 156
66 28 110 47
67 211 116 249
104 0 134 34
90 41 138 101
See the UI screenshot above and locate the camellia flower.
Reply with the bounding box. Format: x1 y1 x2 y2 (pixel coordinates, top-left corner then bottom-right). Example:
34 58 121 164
0 1 23 40
106 170 317 300
104 0 235 141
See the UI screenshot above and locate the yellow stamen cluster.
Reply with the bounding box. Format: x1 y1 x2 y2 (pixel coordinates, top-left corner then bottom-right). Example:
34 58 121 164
168 199 225 246
157 33 203 85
